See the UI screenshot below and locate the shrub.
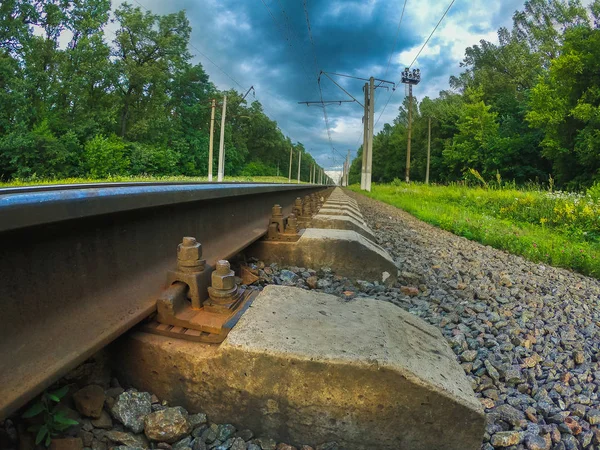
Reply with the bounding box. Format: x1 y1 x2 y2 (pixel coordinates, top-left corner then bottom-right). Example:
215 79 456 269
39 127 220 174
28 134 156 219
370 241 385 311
84 134 129 178
129 143 179 176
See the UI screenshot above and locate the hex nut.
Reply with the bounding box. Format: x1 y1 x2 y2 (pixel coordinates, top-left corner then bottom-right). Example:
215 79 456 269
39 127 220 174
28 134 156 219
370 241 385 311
212 260 236 290
178 237 202 262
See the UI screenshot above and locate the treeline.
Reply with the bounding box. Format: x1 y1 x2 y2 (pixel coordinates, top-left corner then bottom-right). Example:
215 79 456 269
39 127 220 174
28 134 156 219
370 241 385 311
0 1 320 181
350 0 600 190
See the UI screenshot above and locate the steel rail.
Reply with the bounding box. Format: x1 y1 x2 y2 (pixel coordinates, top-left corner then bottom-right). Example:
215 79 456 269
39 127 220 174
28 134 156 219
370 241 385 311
0 182 325 419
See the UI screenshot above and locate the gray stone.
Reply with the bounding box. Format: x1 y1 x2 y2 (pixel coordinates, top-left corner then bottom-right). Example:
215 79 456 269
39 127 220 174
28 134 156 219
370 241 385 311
172 436 192 450
188 413 207 429
253 437 276 450
524 434 547 450
90 410 112 429
104 431 148 449
111 391 152 433
215 424 235 442
490 431 522 447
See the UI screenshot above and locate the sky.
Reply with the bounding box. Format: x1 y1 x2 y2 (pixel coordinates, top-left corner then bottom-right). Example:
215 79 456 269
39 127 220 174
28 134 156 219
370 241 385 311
125 0 527 177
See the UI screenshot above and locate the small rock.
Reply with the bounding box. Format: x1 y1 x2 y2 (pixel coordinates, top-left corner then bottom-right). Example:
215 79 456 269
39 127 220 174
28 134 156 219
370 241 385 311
279 270 298 285
247 445 261 450
79 431 93 447
90 410 112 429
316 279 331 289
400 286 419 296
228 437 246 450
111 391 152 433
524 434 547 450
490 431 522 447
192 439 206 450
460 350 478 362
299 447 314 450
254 437 276 450
172 436 192 450
187 413 207 429
588 409 600 425
564 417 582 435
105 387 125 399
73 386 105 418
49 438 83 450
144 407 191 443
234 429 253 441
573 351 585 365
200 424 218 444
306 276 318 289
215 424 235 442
105 431 148 448
275 444 296 450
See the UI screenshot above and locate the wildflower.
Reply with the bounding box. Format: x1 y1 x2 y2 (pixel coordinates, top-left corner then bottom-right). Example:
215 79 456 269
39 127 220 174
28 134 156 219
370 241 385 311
540 218 548 224
533 242 537 248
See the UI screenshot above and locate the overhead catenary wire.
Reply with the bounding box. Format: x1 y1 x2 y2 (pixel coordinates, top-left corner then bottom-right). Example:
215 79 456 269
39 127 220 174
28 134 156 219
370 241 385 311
373 0 456 129
303 0 339 167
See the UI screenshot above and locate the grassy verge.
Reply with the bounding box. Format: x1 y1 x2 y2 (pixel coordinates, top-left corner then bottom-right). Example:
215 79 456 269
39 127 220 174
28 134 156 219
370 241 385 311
0 175 305 187
349 183 600 278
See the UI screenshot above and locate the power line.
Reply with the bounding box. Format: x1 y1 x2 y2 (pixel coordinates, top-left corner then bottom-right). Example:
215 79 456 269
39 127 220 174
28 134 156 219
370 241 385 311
303 0 337 161
373 0 456 129
409 0 456 68
383 0 409 81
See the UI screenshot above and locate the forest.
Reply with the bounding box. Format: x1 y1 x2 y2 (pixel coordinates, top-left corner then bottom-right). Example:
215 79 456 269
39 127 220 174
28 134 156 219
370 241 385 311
0 0 322 181
349 0 600 190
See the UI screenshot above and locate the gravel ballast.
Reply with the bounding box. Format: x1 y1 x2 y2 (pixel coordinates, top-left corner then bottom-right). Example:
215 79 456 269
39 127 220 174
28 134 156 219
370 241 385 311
258 191 600 449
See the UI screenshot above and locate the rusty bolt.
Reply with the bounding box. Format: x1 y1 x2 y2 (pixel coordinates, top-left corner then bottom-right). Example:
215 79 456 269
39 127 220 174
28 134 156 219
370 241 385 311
177 237 205 271
211 260 236 290
272 204 283 217
285 213 298 234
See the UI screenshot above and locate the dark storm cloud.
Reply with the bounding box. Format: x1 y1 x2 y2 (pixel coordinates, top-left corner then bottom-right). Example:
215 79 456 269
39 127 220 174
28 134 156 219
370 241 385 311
139 0 527 172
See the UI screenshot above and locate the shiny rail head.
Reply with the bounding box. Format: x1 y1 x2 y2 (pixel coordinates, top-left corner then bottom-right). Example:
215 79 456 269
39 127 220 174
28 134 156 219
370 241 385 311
0 183 322 233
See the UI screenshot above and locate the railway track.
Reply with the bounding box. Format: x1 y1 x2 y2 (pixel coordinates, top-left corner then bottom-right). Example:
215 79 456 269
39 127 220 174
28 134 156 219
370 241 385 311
0 182 326 419
1 183 485 450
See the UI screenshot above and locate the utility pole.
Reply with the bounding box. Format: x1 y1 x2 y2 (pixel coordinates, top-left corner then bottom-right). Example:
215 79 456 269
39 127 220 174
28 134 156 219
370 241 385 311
208 99 216 181
426 117 431 184
288 147 293 183
400 68 421 183
312 165 316 184
297 150 302 184
365 77 374 191
277 162 280 177
346 149 351 186
217 95 227 182
361 82 368 190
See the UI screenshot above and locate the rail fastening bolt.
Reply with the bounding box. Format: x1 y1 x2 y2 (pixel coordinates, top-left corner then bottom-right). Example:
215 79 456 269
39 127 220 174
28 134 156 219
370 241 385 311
177 236 205 272
212 260 236 290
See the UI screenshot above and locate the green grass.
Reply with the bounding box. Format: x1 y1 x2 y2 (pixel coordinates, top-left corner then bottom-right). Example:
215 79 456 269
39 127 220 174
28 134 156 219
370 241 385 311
349 182 600 278
0 175 306 187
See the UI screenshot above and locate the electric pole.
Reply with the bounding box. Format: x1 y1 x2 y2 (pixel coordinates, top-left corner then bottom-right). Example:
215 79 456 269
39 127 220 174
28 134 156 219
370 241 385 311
312 164 316 184
277 162 280 177
208 99 216 181
217 95 227 182
400 68 421 183
288 147 293 183
346 149 351 186
366 77 375 191
426 116 431 184
297 150 302 184
360 82 368 190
